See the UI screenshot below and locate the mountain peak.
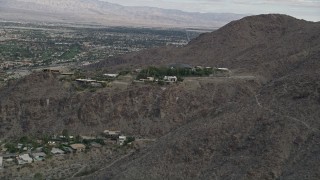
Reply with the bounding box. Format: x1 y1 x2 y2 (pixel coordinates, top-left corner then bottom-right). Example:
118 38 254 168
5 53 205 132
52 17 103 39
94 14 319 80
190 14 310 45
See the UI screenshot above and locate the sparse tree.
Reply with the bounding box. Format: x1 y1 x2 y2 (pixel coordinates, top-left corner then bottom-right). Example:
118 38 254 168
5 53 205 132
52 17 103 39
34 172 44 180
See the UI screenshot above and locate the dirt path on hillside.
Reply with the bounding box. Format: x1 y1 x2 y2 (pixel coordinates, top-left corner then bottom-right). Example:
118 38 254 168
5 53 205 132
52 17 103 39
254 93 319 132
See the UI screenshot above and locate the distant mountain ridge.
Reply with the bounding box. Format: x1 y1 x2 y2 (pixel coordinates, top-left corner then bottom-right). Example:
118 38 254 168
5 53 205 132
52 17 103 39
0 0 246 28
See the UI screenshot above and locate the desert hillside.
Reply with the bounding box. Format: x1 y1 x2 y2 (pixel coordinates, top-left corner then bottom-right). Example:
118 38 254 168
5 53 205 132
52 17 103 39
0 14 319 179
93 14 320 81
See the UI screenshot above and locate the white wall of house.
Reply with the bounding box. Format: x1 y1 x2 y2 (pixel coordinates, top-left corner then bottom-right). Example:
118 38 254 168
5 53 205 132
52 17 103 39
17 154 33 165
119 136 127 145
0 156 3 168
104 74 118 78
164 76 177 82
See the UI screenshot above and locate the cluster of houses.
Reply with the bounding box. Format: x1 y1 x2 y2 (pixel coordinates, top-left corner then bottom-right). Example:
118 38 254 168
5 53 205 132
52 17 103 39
2 149 62 166
42 64 231 88
137 76 178 83
43 67 179 86
42 68 107 87
0 130 131 168
136 64 230 83
168 63 230 72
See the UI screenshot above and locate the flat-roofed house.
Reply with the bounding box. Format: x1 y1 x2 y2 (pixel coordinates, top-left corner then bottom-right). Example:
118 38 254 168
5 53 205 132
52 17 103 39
217 68 230 71
16 154 33 165
164 76 177 82
147 77 155 81
70 144 86 152
51 148 64 155
104 130 121 139
104 74 118 78
76 79 97 83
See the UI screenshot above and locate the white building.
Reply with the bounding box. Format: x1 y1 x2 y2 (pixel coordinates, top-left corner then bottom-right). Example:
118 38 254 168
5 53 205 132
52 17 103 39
119 136 127 146
104 130 121 138
0 156 3 169
164 76 177 82
17 143 23 149
17 154 33 165
147 77 155 81
217 68 230 71
70 144 86 152
51 148 64 155
48 141 56 146
104 74 118 78
76 79 97 83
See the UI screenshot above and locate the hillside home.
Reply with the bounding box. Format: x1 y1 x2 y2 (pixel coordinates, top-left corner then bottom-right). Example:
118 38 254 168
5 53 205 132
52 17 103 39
164 76 177 82
59 135 68 140
70 144 86 152
34 147 43 152
76 79 97 83
104 130 121 139
104 74 118 78
17 143 23 149
51 148 64 155
119 136 127 146
62 146 74 154
0 156 3 169
168 63 193 70
1 154 17 159
16 154 33 165
48 141 56 146
91 82 103 87
135 69 142 73
31 152 46 161
138 77 155 82
147 77 155 81
217 68 230 71
215 68 231 77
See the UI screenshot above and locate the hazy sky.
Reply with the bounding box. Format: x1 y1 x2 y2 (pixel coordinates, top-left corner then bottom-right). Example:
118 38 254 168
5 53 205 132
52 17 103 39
101 0 320 21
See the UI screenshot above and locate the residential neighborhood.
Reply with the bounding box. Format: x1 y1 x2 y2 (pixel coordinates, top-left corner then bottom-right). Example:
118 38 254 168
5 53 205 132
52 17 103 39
0 129 135 169
0 23 196 87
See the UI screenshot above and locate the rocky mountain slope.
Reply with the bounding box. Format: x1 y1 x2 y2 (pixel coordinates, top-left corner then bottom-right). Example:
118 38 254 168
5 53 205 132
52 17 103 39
0 14 319 179
83 16 320 180
93 14 320 81
0 0 245 28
